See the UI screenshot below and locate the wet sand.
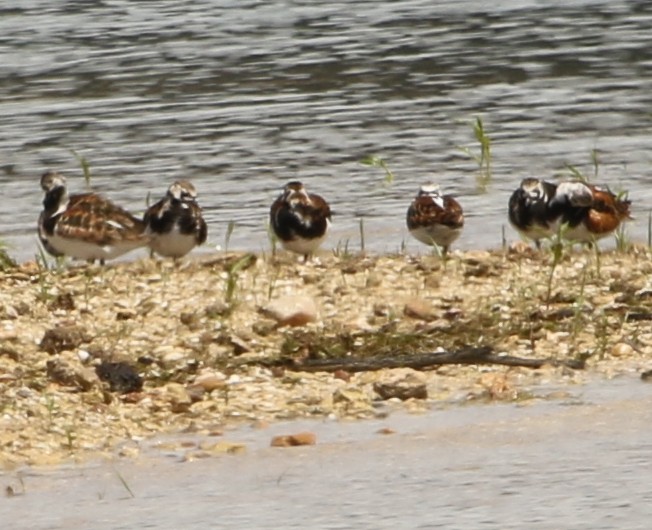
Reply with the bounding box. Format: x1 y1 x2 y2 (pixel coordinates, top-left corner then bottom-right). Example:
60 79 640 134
2 376 651 529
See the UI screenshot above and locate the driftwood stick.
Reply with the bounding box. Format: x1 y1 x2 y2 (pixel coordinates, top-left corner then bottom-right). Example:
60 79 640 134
269 346 585 373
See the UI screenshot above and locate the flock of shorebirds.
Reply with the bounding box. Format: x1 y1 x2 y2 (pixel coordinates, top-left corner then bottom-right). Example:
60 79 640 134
36 170 632 265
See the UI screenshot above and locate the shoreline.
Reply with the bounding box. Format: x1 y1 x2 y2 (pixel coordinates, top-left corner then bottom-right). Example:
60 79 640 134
1 245 651 467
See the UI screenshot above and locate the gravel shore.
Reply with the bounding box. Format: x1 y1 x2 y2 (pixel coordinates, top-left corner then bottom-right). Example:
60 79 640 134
1 245 650 467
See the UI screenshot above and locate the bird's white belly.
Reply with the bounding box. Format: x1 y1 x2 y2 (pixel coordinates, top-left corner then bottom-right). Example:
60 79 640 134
149 230 197 258
47 233 144 261
409 225 461 247
562 223 607 243
281 232 327 255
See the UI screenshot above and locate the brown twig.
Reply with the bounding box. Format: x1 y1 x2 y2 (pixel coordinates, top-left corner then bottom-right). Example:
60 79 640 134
261 346 585 373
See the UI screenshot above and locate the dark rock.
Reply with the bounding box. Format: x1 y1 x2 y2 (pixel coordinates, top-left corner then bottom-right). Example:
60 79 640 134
96 361 143 393
49 292 75 311
115 309 137 321
137 355 156 366
230 335 251 355
40 326 91 354
180 312 202 330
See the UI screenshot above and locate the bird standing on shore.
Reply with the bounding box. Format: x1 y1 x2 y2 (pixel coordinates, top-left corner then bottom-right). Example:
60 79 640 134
270 181 331 261
553 181 631 243
143 180 208 259
38 170 148 264
508 177 631 247
406 183 464 256
508 177 560 248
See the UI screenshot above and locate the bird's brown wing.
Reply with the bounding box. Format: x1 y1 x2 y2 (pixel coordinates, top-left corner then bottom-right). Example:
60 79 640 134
56 194 146 246
585 187 632 234
407 195 464 230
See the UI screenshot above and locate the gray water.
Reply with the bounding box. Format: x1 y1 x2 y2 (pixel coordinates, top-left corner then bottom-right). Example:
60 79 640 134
2 376 651 529
2 0 652 262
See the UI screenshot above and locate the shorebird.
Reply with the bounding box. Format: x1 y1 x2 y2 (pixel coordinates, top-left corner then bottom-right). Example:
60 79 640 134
143 180 208 258
553 181 632 243
508 177 560 248
406 183 464 256
508 177 631 246
269 181 331 261
38 170 148 264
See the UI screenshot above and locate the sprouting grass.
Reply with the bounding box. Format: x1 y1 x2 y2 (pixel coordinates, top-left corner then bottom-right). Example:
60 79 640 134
458 116 492 191
225 254 256 306
564 149 601 183
473 116 492 179
333 238 352 259
429 239 445 260
569 263 589 345
64 425 76 452
225 221 236 253
35 251 49 284
563 163 589 183
592 311 612 360
35 243 67 272
44 394 57 431
360 155 395 185
614 223 630 253
114 468 135 499
590 148 600 179
70 149 92 187
0 240 16 271
267 263 281 301
266 221 277 257
545 224 568 306
35 245 58 302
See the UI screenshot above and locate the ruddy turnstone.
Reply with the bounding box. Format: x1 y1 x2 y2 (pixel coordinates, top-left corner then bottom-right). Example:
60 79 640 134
38 170 148 264
508 177 560 248
269 181 331 260
553 181 632 243
508 178 631 246
406 184 464 255
143 180 208 258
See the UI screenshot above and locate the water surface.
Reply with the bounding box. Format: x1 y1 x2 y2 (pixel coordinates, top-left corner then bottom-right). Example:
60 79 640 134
2 1 652 262
2 376 651 529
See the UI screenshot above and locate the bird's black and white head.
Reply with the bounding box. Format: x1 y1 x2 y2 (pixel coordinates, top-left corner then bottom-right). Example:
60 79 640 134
417 183 442 197
416 183 445 208
282 181 311 206
40 170 69 212
40 171 67 194
519 178 548 204
167 180 198 203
